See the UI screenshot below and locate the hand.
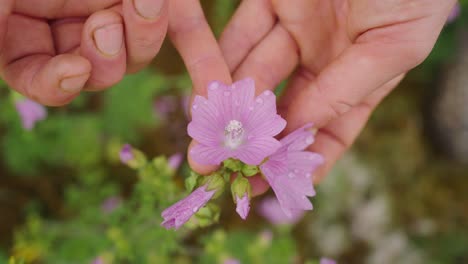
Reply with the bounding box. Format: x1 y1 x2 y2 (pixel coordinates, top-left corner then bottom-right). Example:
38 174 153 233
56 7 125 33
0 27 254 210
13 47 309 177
0 0 168 106
218 0 457 183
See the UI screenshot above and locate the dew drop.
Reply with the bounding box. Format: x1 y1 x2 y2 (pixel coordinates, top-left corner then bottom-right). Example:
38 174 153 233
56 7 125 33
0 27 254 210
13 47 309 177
288 172 295 178
263 90 272 96
248 106 254 111
306 136 314 145
256 98 264 104
192 207 199 212
308 154 315 160
294 169 299 174
192 104 198 110
305 173 312 178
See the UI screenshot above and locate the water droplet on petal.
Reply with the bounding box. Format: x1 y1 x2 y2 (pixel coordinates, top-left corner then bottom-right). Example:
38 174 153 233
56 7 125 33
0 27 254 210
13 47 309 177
294 169 299 173
248 106 254 111
256 98 263 104
305 173 312 178
192 104 198 110
263 90 272 96
308 154 315 160
203 101 208 105
192 207 199 212
306 136 314 145
224 91 231 96
288 172 295 178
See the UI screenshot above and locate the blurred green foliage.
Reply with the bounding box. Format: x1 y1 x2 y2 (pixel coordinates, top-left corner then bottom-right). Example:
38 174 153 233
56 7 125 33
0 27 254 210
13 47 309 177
0 1 467 264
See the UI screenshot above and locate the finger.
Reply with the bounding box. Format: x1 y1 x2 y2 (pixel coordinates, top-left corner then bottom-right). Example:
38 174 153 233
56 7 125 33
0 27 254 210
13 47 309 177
309 75 404 183
232 24 298 94
51 18 85 54
284 42 419 133
169 0 231 175
14 0 120 18
219 0 276 72
121 0 168 73
168 0 231 96
0 14 91 105
0 0 13 52
80 9 126 90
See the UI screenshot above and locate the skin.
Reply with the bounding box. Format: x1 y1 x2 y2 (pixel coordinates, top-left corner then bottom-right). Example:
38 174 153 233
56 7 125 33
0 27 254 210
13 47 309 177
183 0 457 194
0 0 458 194
0 0 168 105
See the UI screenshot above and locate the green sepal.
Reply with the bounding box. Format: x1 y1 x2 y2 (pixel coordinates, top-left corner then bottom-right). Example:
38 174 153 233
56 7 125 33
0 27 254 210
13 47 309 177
231 176 251 202
199 172 226 199
241 164 259 177
185 171 201 192
223 158 242 172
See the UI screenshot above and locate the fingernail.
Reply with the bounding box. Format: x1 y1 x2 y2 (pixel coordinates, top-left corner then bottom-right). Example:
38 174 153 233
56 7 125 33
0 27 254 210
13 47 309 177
134 0 164 19
93 24 123 56
60 74 90 93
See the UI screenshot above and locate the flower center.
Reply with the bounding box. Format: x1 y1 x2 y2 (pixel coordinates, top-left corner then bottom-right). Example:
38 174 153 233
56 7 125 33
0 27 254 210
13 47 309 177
224 120 245 149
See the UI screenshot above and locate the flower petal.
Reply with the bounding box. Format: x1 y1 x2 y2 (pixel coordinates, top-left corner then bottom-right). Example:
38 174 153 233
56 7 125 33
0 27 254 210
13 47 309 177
188 95 224 145
189 143 231 165
244 90 285 137
235 137 281 165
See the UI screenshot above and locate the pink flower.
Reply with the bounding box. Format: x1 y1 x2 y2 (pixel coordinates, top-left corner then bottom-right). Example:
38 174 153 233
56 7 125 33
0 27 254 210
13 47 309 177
15 98 47 130
223 258 241 264
320 258 337 264
259 124 324 217
188 78 286 165
161 185 215 229
447 3 460 23
257 196 304 225
154 95 177 120
91 257 104 264
119 144 134 164
168 153 183 170
101 196 121 214
235 193 250 220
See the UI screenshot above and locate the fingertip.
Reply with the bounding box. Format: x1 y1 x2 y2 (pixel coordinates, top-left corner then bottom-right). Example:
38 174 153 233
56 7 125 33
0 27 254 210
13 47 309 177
187 140 219 175
80 9 126 90
249 175 270 197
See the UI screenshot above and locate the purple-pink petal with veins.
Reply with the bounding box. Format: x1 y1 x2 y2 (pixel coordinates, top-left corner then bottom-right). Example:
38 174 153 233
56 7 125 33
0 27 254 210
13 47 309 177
234 137 281 165
161 185 215 229
244 90 285 137
189 144 231 165
188 95 224 146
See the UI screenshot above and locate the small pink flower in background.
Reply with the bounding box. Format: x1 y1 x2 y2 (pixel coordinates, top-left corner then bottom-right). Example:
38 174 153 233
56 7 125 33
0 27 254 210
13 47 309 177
188 78 286 165
91 257 104 264
259 124 324 217
101 196 121 214
154 95 177 120
235 193 250 220
257 196 304 225
15 98 47 130
447 3 461 23
119 144 134 164
161 185 215 229
223 258 241 264
168 153 184 170
320 258 337 264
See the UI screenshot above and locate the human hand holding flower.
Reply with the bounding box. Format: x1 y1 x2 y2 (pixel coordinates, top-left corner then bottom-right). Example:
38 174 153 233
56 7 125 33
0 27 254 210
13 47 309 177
217 0 457 183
